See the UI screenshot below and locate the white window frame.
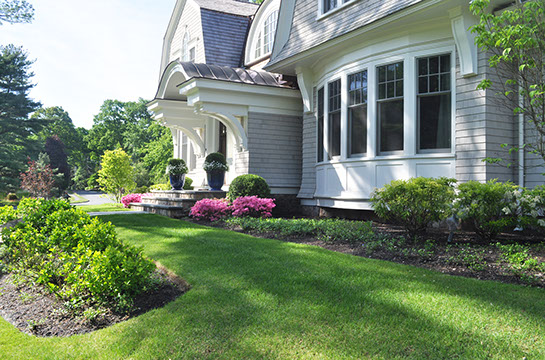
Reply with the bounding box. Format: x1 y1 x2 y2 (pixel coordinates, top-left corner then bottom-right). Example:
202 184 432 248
314 45 456 167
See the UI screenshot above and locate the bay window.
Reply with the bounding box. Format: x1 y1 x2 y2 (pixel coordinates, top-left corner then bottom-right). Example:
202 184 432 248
417 54 451 151
348 70 367 156
377 62 404 153
328 79 341 159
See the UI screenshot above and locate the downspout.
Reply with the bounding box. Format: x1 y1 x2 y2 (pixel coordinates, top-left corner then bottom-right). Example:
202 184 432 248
518 88 525 187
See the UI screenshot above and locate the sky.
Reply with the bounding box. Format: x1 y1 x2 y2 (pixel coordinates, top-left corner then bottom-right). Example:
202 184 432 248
2 0 176 129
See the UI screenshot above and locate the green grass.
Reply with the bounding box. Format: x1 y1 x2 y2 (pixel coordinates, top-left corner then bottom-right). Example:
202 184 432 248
1 214 545 359
78 203 127 212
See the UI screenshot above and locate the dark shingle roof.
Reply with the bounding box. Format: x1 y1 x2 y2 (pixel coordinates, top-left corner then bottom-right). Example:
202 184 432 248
194 0 258 16
201 8 252 67
179 61 297 88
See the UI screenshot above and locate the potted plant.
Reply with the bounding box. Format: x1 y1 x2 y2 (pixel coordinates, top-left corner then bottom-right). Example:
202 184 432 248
203 152 229 191
166 158 188 190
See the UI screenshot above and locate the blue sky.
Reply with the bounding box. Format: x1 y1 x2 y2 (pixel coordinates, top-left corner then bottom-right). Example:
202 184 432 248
2 0 175 129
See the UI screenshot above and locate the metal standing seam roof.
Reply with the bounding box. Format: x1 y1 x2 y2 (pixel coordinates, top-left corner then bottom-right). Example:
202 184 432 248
178 62 297 89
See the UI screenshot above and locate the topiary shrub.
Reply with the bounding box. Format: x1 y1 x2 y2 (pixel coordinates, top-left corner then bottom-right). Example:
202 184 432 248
184 176 194 190
231 196 275 218
205 152 227 165
166 158 188 175
228 174 271 201
6 193 18 201
454 179 519 241
371 177 457 236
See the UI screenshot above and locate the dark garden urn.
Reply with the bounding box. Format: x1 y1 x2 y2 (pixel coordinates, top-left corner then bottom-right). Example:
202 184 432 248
169 174 186 190
207 171 225 191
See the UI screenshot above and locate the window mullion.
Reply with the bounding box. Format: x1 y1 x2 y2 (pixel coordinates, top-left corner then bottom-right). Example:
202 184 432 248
405 57 416 157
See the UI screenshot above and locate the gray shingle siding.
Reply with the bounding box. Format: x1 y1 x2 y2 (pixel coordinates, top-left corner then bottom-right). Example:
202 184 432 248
269 0 422 66
247 112 303 190
201 9 252 67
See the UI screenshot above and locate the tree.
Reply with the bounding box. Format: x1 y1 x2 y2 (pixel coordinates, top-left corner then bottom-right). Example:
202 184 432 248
20 153 55 199
142 123 173 184
45 135 70 192
0 44 41 192
471 0 545 169
98 149 135 202
33 107 81 154
0 0 34 25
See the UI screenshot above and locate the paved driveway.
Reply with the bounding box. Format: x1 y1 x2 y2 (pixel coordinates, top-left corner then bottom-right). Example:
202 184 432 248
73 190 115 206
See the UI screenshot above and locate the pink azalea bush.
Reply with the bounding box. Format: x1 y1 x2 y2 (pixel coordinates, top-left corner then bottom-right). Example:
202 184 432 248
231 196 275 218
121 193 152 208
190 198 231 221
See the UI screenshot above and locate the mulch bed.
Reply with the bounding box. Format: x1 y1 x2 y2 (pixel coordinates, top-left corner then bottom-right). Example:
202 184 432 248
189 218 545 289
0 264 189 337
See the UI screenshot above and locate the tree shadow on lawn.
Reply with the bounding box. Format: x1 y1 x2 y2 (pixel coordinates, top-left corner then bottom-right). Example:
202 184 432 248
105 215 545 359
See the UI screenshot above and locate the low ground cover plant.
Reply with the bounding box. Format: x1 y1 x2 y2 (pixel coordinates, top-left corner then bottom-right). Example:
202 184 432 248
371 177 456 237
0 198 156 312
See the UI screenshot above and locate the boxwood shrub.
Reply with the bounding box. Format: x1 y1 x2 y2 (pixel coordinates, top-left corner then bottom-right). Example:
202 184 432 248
228 174 271 201
371 177 457 236
0 198 155 311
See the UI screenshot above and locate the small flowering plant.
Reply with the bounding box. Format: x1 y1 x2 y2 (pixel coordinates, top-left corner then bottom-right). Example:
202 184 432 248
121 193 152 208
166 158 188 176
190 198 231 221
231 196 276 218
203 161 229 172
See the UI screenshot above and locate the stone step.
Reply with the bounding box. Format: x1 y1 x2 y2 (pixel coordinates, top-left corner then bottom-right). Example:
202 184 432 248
129 203 188 218
141 197 197 207
150 190 226 200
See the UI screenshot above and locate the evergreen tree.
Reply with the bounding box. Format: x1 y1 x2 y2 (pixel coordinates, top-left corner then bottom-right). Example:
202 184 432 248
0 44 41 192
45 135 70 192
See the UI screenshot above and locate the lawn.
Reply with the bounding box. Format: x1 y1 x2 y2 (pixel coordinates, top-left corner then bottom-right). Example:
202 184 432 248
78 203 128 213
1 213 544 359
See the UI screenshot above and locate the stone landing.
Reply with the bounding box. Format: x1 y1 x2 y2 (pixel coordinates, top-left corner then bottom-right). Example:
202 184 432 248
130 190 227 219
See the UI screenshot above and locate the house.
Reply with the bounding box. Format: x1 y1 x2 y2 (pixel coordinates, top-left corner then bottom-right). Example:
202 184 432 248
149 0 544 214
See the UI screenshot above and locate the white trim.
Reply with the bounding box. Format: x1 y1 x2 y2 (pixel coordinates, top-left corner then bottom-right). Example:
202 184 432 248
448 6 478 77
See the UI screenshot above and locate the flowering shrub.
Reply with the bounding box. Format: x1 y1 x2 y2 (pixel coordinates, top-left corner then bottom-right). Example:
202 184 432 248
518 185 545 230
231 196 275 218
190 198 231 221
121 193 152 208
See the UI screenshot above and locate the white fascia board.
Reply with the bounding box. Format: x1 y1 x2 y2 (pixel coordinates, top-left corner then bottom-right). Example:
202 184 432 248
266 0 448 74
270 0 296 61
179 78 303 114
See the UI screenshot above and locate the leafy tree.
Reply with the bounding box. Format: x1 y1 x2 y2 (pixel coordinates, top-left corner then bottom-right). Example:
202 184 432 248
0 44 41 192
20 153 55 199
33 107 81 154
471 0 545 169
45 135 70 192
98 149 135 202
0 0 34 25
142 124 173 184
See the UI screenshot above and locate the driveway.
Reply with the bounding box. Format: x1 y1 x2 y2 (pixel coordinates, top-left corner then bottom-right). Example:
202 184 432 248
73 190 115 206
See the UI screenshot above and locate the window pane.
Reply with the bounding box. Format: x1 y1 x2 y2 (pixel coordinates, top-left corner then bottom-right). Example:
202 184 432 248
387 82 395 98
418 58 428 76
419 94 451 150
429 75 439 92
378 67 386 82
396 62 403 79
429 56 439 74
387 64 395 81
419 76 428 94
350 105 367 155
329 112 341 158
440 55 450 73
396 80 403 97
378 84 386 99
440 74 450 91
379 100 404 152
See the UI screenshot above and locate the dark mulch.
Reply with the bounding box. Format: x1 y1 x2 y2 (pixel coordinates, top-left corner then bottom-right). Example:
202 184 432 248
0 265 189 337
188 217 545 289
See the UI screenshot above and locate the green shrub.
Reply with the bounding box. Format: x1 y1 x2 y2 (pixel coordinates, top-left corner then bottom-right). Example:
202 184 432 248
134 186 149 193
184 176 194 190
1 200 155 311
228 174 271 201
0 206 17 225
518 185 545 230
455 180 519 241
316 219 375 244
205 152 227 165
371 177 457 236
166 158 188 175
6 193 17 201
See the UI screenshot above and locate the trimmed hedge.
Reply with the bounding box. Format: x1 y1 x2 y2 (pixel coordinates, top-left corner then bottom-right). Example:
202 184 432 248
228 174 271 201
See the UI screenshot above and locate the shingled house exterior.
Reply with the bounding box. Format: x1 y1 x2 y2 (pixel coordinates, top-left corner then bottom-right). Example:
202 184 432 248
149 0 544 213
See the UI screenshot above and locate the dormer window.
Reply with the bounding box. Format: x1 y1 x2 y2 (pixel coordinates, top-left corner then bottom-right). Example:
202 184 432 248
321 0 354 15
245 0 280 66
182 31 196 62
